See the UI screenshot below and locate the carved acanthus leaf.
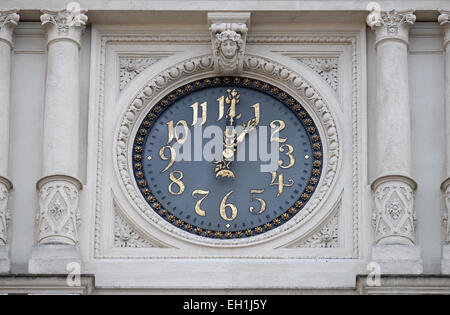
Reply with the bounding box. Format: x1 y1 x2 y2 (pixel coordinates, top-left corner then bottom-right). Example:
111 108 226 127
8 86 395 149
119 57 160 91
438 10 450 26
41 4 87 35
114 211 156 248
291 212 339 249
298 57 338 91
367 9 416 34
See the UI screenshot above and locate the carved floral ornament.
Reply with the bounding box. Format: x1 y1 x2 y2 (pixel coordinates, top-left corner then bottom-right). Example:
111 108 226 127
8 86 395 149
372 177 417 245
40 4 88 44
0 9 20 45
114 54 341 247
36 178 81 245
367 8 416 44
441 179 450 244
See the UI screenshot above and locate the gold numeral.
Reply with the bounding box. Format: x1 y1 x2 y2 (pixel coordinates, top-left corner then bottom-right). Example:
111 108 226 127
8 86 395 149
251 103 260 126
278 144 295 169
192 189 209 217
190 102 207 126
269 171 294 197
249 189 266 214
166 120 189 144
270 120 287 143
220 190 238 221
168 170 185 196
217 95 225 121
159 146 176 173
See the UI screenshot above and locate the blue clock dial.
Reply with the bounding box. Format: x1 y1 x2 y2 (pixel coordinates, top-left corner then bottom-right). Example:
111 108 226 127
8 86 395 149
132 77 323 239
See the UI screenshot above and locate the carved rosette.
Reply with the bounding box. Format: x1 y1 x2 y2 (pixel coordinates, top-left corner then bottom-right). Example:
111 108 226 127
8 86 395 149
36 177 82 245
367 9 416 46
40 5 88 46
210 22 248 75
0 9 20 47
0 178 12 246
372 177 417 246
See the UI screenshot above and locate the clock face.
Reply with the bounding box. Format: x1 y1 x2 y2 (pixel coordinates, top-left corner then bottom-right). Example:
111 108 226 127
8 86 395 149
132 77 323 239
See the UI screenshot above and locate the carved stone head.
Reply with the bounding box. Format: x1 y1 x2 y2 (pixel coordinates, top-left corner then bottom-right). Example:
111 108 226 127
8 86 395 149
213 30 244 74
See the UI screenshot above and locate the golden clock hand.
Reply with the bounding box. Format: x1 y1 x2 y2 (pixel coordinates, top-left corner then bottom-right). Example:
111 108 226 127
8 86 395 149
215 89 240 179
236 117 259 143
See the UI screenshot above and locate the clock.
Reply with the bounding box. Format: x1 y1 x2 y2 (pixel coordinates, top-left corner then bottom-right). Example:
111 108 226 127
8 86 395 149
132 77 323 239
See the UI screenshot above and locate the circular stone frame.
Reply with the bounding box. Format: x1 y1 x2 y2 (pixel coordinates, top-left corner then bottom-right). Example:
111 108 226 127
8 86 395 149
115 54 340 247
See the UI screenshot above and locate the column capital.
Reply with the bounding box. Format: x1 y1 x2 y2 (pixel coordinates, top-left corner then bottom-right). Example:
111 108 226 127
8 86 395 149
0 9 20 49
40 4 88 48
439 10 450 48
367 9 416 47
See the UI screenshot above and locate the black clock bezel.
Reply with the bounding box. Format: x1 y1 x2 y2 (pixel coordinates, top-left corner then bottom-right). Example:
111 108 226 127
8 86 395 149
131 76 324 239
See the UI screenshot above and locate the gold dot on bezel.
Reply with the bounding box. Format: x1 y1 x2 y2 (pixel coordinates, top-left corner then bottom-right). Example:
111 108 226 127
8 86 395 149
305 155 310 159
147 155 152 160
225 224 231 228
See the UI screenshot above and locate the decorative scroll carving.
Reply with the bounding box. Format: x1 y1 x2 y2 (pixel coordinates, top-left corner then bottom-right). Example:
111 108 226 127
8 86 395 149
0 9 20 46
0 182 11 246
438 10 450 26
367 9 416 34
298 57 339 91
119 57 160 91
41 6 88 36
114 211 155 248
367 9 416 45
372 178 416 245
210 23 248 75
292 212 339 249
36 178 81 245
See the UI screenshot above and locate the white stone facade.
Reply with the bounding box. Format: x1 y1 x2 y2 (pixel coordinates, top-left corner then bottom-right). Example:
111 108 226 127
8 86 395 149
0 0 450 294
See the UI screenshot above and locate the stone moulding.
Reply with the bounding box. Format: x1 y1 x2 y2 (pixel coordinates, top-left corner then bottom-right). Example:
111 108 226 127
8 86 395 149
93 33 361 258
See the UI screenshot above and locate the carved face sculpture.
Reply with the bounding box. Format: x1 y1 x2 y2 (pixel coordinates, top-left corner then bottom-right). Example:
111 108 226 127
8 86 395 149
220 39 238 58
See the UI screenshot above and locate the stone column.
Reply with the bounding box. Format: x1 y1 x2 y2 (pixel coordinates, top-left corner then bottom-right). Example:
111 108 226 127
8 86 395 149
367 9 423 274
28 5 87 274
0 9 19 274
439 10 450 274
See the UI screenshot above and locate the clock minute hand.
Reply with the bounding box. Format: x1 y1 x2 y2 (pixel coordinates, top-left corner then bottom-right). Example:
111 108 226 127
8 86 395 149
236 117 259 144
